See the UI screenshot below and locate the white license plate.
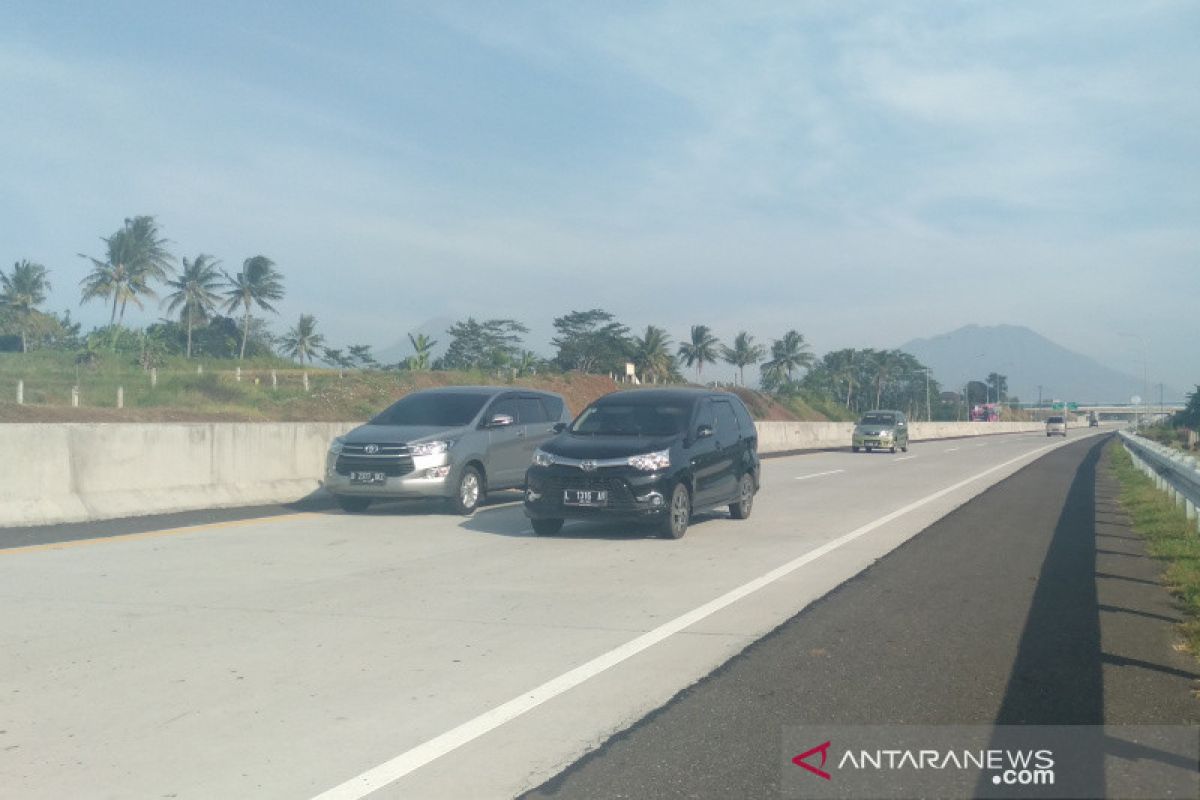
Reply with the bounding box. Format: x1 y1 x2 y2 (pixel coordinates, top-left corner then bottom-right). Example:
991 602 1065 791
563 489 608 507
350 471 386 484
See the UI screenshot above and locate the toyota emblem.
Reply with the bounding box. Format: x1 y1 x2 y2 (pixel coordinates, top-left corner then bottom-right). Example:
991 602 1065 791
364 444 380 455
580 460 597 472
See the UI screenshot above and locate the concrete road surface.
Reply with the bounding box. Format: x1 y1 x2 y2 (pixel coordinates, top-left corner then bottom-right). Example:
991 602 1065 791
0 427 1111 798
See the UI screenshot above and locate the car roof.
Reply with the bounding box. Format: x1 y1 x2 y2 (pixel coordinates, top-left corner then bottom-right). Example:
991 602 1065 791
863 409 904 416
408 385 558 398
593 388 738 405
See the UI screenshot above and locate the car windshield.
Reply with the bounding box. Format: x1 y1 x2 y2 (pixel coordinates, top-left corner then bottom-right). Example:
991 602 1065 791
370 393 489 427
1047 416 1064 424
860 413 896 425
570 402 691 437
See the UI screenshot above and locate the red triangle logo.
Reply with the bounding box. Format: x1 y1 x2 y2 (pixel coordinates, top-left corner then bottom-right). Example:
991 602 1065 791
792 740 832 780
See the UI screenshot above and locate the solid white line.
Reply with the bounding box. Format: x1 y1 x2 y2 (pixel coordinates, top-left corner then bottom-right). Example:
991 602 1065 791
944 447 960 452
894 456 917 462
311 441 1061 800
794 469 846 481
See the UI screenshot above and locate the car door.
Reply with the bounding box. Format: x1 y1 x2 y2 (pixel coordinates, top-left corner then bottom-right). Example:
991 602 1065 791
710 399 742 502
516 395 556 464
689 399 724 509
483 395 525 489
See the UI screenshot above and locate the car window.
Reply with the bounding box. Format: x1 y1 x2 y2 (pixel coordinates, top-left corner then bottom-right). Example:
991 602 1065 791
713 400 739 439
487 397 519 423
540 395 565 420
860 413 896 425
517 397 549 423
731 397 756 435
370 393 489 426
694 399 716 431
571 402 692 436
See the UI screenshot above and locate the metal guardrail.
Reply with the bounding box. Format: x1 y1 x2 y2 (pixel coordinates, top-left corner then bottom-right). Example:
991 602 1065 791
1118 430 1200 532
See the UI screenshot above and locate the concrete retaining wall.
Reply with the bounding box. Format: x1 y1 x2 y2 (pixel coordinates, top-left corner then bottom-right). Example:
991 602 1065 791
0 422 356 529
0 418 1087 529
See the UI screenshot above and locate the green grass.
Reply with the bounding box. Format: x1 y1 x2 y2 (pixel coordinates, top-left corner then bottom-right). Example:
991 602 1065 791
1110 442 1200 659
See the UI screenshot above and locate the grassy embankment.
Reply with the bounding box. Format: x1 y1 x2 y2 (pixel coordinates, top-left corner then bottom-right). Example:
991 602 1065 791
0 351 828 423
1110 441 1200 660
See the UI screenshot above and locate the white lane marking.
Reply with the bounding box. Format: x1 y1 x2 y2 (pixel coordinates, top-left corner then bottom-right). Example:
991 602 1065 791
311 441 1061 800
944 447 960 452
976 443 988 447
794 469 846 481
894 456 917 462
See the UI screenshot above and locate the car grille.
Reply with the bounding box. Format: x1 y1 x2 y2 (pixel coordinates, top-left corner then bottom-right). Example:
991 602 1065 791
535 473 640 512
335 443 414 477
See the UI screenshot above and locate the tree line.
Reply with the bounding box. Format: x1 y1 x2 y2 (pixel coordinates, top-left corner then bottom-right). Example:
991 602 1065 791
3 214 1004 420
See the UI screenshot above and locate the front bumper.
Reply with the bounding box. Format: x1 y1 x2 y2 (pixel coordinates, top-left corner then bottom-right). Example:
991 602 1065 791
853 433 895 448
321 451 457 499
524 466 673 520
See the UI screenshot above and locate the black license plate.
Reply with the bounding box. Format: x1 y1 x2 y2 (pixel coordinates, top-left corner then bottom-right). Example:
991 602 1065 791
350 471 387 485
563 489 608 507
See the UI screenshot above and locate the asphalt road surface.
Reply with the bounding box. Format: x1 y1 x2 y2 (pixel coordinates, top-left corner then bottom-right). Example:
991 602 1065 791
522 435 1200 799
0 426 1125 798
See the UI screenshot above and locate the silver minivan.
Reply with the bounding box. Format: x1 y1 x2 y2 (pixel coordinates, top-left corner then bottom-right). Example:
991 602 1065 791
323 386 571 514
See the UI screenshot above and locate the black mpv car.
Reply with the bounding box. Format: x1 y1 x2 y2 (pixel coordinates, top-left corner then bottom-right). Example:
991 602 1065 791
524 388 760 539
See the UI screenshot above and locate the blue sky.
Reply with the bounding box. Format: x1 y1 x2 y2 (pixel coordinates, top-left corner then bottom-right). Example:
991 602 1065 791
2 1 1196 391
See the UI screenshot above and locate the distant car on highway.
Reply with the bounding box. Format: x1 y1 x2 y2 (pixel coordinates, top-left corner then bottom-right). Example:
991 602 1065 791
524 388 760 539
324 387 570 514
852 410 909 453
1046 415 1068 437
1089 412 1099 427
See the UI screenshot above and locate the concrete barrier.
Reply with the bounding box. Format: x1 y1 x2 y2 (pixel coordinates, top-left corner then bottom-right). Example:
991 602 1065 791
0 422 355 529
0 418 1091 529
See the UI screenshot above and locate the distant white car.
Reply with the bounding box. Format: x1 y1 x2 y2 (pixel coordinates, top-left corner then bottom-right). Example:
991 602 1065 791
1045 416 1067 437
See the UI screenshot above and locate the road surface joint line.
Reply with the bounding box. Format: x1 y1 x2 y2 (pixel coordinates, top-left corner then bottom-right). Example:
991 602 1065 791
793 470 846 481
0 512 321 556
310 441 1061 800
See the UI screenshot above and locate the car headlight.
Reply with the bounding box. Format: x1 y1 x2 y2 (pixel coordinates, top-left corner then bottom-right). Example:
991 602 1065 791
410 440 453 456
628 449 670 471
533 448 557 467
878 430 892 438
329 436 346 455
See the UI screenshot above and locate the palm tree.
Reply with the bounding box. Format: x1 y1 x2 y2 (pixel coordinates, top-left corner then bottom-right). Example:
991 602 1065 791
632 325 674 383
721 331 766 386
763 330 815 383
407 332 437 370
79 216 173 328
162 254 223 358
678 325 720 381
223 256 284 359
0 260 51 352
280 314 324 364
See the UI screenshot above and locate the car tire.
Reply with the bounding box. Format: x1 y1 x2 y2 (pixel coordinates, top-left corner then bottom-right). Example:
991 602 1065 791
336 496 371 513
864 446 873 453
659 483 691 539
729 473 755 520
450 465 484 515
852 446 860 453
890 444 897 453
532 518 564 536
901 442 908 452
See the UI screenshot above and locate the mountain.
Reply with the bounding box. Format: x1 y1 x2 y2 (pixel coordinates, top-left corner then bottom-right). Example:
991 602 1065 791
376 317 455 366
899 324 1174 405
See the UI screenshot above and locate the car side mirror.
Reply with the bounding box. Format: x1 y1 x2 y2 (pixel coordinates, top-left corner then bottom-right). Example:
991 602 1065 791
696 424 714 439
553 422 567 433
488 413 515 428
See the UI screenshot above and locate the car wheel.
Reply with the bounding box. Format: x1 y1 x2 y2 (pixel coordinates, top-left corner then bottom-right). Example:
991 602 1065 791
660 483 691 539
901 442 908 452
890 444 897 453
730 473 755 520
450 465 484 515
532 518 564 536
336 496 371 513
864 446 873 453
852 446 860 453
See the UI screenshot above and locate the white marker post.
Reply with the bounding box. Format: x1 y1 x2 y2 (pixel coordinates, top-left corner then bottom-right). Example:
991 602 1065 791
71 386 79 408
16 379 23 405
117 386 124 409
